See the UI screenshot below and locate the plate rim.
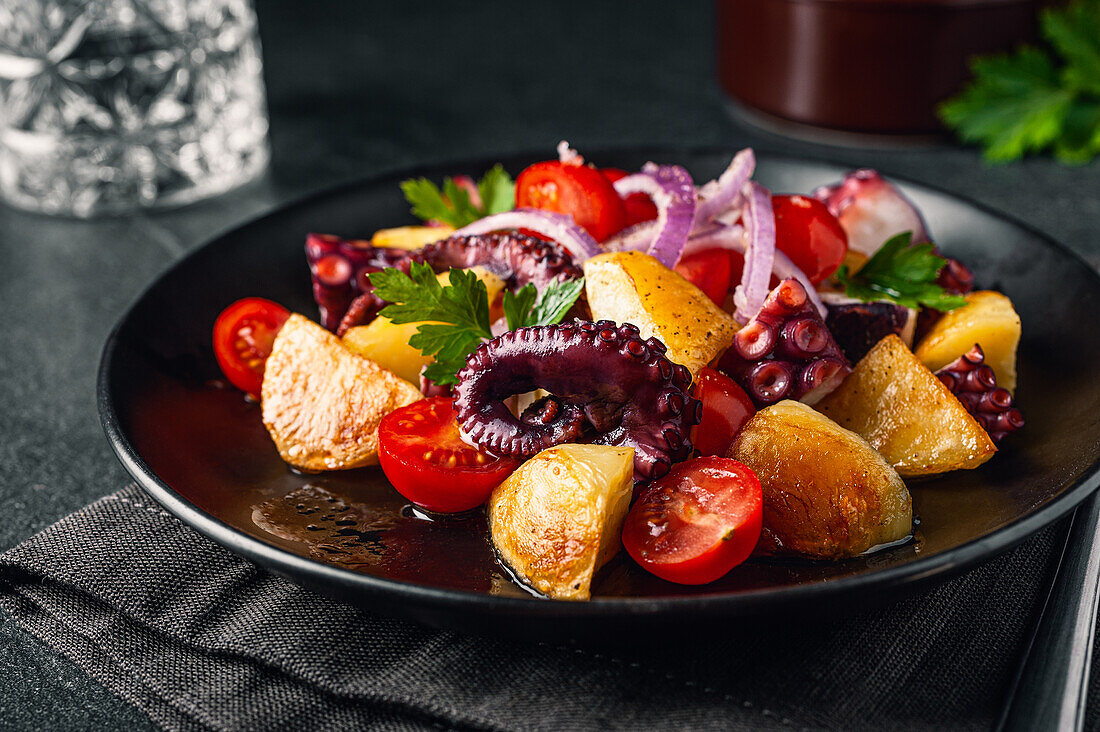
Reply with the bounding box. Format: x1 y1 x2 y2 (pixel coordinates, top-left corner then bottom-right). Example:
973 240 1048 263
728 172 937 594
97 146 1100 616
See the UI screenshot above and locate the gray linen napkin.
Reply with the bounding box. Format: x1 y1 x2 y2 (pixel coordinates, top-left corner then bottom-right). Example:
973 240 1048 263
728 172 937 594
0 484 1074 731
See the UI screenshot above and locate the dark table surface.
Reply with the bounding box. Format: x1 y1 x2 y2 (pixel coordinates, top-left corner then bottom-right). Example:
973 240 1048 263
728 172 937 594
1 1 1098 728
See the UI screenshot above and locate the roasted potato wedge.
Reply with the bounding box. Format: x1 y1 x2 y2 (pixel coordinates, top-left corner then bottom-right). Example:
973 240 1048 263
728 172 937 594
489 444 634 600
262 314 422 471
730 400 911 559
818 334 996 477
342 268 505 384
584 251 740 379
914 290 1021 392
371 225 455 250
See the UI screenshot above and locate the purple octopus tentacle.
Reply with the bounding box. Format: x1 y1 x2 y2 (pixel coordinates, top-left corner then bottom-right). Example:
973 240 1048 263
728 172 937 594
453 321 700 482
420 232 582 290
306 232 582 332
719 278 852 408
935 344 1023 442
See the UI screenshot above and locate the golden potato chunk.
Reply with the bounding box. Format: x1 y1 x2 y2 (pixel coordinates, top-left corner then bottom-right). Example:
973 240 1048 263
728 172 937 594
261 314 422 471
817 334 995 477
730 400 911 559
914 290 1021 392
371 225 455 250
342 319 432 387
584 251 740 378
342 268 505 384
489 444 634 600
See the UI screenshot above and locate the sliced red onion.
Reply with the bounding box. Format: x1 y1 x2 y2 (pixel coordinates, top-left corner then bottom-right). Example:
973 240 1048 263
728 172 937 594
812 169 930 258
601 219 657 253
680 222 743 258
453 208 600 263
694 148 754 227
732 182 777 324
684 222 826 319
607 163 696 268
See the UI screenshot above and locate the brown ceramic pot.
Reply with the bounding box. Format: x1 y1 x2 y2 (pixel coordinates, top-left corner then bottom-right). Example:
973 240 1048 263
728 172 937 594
715 0 1040 134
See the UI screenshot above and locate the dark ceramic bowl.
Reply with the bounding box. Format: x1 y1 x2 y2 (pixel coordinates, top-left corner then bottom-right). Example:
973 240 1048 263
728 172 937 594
98 149 1100 642
715 0 1039 135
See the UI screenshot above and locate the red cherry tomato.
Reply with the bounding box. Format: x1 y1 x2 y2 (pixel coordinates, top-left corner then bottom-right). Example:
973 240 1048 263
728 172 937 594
601 168 659 227
690 367 756 456
622 457 762 585
673 248 732 306
212 297 291 398
378 397 520 513
516 161 628 242
771 194 848 285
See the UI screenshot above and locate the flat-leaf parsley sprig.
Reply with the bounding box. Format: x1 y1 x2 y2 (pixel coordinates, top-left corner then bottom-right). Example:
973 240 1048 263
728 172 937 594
835 232 969 311
938 0 1100 163
399 164 515 228
370 262 585 385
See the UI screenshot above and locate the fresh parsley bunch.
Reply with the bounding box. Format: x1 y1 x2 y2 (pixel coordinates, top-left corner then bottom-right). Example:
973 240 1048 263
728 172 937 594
370 262 585 385
836 232 968 311
399 164 515 228
939 0 1100 163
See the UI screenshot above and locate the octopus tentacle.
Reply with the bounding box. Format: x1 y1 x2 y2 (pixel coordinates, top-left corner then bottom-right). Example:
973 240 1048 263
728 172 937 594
454 321 700 482
306 232 582 332
719 278 852 408
935 344 1023 442
420 232 582 291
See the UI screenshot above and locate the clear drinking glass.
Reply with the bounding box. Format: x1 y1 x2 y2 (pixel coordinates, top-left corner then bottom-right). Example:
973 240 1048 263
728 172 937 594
0 0 269 217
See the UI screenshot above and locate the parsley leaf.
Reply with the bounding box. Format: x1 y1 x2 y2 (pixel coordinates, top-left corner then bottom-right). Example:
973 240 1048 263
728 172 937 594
399 179 459 228
502 278 586 331
835 232 969 312
370 263 492 386
502 283 539 332
1043 0 1100 97
939 48 1074 162
526 277 586 326
370 263 582 385
477 164 517 216
938 0 1100 163
399 164 515 228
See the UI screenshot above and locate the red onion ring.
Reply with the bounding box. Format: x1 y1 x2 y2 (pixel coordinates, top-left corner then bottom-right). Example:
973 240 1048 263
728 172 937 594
694 148 754 227
685 223 826 319
453 208 600 263
680 223 744 257
601 219 657 253
732 182 777 324
607 163 696 268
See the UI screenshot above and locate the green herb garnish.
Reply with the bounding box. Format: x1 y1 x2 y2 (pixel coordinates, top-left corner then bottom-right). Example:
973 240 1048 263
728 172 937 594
370 262 584 385
938 0 1100 163
503 278 586 331
399 164 515 228
835 232 968 311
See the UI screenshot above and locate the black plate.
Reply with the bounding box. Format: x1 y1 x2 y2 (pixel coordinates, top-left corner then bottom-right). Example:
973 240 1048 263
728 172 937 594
99 149 1100 640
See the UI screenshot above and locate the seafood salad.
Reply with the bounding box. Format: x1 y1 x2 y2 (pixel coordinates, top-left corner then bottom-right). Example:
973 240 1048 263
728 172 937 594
211 143 1023 600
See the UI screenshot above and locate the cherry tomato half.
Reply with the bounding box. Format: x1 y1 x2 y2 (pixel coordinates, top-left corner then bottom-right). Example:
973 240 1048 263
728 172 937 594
772 194 848 285
516 161 628 242
601 168 659 228
622 457 762 585
690 367 756 457
378 397 520 513
212 297 291 398
673 248 733 306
